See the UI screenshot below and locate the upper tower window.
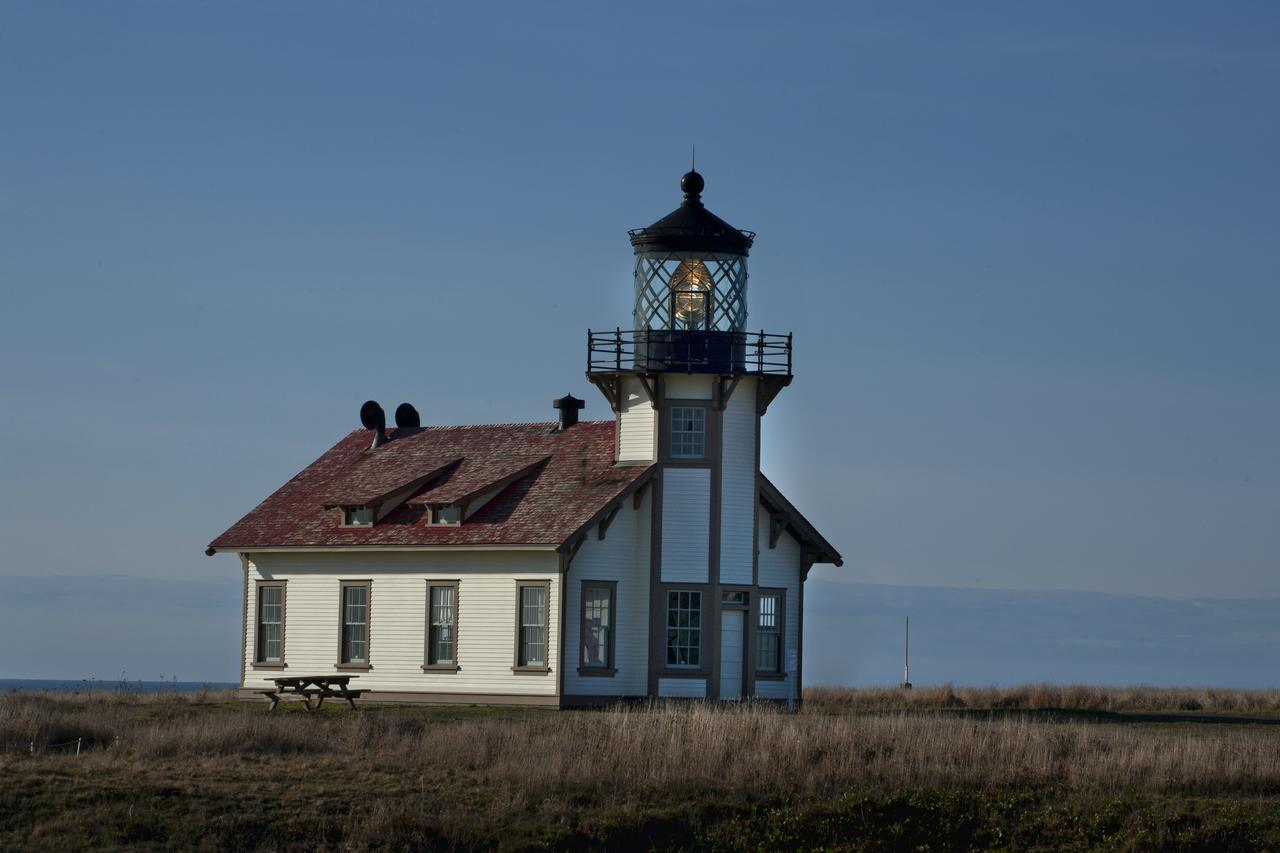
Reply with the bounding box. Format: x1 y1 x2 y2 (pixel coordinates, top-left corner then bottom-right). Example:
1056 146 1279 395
670 407 706 459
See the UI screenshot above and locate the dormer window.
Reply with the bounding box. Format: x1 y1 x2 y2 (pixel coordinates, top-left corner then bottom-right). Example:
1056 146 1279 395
342 506 373 527
430 505 461 526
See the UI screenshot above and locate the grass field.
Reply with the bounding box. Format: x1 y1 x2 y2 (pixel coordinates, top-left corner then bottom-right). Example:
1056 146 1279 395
4 686 1280 850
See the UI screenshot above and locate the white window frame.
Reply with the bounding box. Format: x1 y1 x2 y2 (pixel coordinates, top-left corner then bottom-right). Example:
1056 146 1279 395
669 407 707 459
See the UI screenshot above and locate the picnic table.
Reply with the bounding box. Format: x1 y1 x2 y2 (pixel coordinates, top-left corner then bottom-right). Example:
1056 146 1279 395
257 675 363 711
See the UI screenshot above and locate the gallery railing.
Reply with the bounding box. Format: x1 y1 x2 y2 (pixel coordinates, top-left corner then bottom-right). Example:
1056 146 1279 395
587 328 792 376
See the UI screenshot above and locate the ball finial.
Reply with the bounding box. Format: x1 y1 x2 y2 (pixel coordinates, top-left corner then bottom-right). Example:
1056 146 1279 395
680 170 704 199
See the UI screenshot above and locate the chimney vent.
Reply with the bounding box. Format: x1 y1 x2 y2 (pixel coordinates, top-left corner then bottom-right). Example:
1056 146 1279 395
359 400 388 448
552 393 585 431
395 403 421 429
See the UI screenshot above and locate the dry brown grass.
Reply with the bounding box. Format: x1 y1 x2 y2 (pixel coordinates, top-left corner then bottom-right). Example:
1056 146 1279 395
6 687 1280 849
4 687 1280 796
804 683 1280 715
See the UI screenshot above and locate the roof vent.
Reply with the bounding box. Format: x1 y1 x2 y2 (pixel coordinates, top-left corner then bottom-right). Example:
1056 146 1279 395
553 393 585 431
395 403 421 429
359 400 387 448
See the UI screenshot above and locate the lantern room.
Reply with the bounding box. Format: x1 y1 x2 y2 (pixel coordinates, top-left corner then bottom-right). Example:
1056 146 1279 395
627 170 753 333
588 170 791 378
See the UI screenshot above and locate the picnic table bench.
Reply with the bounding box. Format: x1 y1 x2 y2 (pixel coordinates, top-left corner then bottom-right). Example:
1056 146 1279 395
255 675 363 711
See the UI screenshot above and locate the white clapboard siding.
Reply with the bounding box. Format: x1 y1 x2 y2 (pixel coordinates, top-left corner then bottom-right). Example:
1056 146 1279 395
663 374 713 400
718 378 756 585
660 467 710 583
658 677 706 698
617 376 655 462
755 506 802 700
243 550 559 696
563 488 651 696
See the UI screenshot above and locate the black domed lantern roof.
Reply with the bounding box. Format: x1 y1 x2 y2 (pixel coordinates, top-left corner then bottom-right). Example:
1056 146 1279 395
627 171 755 256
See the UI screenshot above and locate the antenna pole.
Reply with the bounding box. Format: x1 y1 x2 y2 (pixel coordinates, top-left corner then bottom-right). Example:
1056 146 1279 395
691 144 696 172
902 616 912 689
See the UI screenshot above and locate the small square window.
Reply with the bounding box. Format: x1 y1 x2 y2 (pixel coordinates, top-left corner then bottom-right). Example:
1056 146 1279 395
343 506 373 526
430 506 461 525
670 407 706 459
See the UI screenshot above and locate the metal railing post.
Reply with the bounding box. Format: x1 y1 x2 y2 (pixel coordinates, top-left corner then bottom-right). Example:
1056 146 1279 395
615 327 622 372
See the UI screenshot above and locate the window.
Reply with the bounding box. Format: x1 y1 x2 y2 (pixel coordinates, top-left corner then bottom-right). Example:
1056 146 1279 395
425 583 458 668
339 582 370 666
722 590 748 605
343 506 373 526
255 583 285 665
666 590 702 668
430 505 461 525
515 582 549 670
670 407 706 459
580 582 615 672
757 593 782 673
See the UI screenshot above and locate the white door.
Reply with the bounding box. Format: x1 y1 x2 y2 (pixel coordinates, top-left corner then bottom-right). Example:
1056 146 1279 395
719 609 744 700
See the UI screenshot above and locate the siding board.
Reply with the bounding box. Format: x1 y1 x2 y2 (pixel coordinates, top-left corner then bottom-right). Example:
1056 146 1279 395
719 378 756 585
617 377 655 462
660 468 710 583
755 507 802 700
562 489 651 696
243 551 559 696
658 677 707 698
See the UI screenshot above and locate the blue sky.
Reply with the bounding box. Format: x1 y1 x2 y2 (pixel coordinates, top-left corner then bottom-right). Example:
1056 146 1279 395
2 3 1277 681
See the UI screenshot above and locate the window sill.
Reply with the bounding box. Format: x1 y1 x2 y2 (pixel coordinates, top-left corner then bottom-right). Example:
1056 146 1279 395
251 662 287 671
576 667 617 677
511 666 551 675
421 664 460 673
659 669 710 678
335 663 372 671
755 672 788 681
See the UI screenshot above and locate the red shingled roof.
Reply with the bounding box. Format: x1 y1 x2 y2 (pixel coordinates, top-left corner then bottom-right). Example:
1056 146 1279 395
209 421 651 550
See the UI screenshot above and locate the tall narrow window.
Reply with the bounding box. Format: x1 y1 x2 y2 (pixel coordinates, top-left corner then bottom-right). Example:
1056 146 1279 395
255 583 284 665
340 582 370 666
516 582 548 669
670 407 706 459
426 583 457 668
757 593 782 673
580 582 615 672
666 590 702 668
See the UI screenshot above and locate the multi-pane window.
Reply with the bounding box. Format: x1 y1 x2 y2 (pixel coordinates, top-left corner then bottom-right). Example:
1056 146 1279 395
670 407 706 459
340 583 369 665
430 505 460 525
757 593 782 673
256 584 284 664
517 583 547 668
343 506 372 526
427 584 456 666
666 590 702 668
581 584 613 669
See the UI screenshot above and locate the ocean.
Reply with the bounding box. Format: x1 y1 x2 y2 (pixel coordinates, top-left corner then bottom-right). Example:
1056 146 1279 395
0 679 237 694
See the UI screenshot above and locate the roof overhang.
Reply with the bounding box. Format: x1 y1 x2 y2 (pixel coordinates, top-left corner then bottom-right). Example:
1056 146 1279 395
758 475 844 568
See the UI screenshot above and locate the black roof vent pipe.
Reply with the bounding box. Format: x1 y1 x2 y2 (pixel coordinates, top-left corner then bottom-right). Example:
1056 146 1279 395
553 393 584 431
359 400 388 448
395 403 421 429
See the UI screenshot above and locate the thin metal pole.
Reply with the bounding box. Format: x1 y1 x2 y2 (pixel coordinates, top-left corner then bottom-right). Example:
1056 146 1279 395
902 616 912 689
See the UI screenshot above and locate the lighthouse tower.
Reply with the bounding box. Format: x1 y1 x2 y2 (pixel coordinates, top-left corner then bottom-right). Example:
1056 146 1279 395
587 170 793 700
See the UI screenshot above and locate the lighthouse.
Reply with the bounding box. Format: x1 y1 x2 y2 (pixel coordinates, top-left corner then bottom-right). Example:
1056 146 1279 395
587 169 803 700
211 167 838 708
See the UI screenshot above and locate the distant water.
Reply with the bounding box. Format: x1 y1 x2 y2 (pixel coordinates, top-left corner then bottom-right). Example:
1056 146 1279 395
0 679 236 694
